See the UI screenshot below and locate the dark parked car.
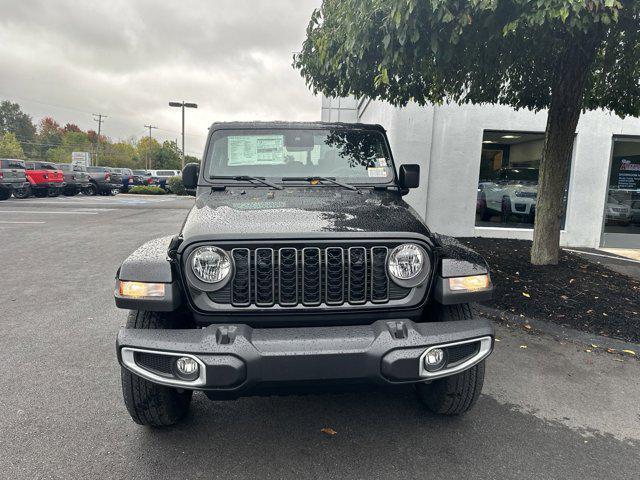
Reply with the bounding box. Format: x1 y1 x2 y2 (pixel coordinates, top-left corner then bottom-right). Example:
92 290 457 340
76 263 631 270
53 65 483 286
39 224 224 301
131 170 153 186
85 166 122 195
0 158 29 200
115 122 495 427
111 168 135 192
57 163 91 196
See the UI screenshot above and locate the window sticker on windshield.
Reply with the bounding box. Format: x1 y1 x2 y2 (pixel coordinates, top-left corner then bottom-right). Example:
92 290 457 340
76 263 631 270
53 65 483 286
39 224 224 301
367 167 387 178
228 135 284 165
376 158 387 167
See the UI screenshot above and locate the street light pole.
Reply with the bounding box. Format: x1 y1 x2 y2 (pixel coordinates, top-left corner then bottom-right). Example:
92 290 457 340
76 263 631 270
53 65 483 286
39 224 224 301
169 101 198 169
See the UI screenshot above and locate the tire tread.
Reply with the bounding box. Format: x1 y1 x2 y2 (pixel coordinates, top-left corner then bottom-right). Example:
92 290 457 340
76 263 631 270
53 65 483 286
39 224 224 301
121 310 192 427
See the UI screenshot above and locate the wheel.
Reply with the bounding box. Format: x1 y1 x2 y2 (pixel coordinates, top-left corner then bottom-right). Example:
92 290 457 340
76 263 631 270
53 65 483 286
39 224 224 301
415 303 485 415
48 188 60 197
12 187 31 199
110 188 120 196
84 183 98 196
478 193 491 221
33 188 48 198
121 310 194 427
0 189 11 200
500 196 512 223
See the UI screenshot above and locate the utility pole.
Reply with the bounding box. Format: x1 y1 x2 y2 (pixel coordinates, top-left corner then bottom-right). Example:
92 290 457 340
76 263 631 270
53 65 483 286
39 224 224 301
169 101 198 169
144 124 157 170
93 114 107 166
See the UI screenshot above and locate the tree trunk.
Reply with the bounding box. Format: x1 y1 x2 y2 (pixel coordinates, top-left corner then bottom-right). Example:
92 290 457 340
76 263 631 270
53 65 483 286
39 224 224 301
530 34 600 265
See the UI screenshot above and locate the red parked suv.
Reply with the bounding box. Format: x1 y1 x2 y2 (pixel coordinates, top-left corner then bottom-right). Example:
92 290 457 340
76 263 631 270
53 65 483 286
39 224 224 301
13 161 65 198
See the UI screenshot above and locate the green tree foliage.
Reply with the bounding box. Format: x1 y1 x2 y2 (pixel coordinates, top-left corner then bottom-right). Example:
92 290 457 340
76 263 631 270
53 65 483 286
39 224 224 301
102 141 138 168
37 117 63 158
294 0 640 265
47 131 92 163
136 137 161 169
0 101 36 155
155 140 182 170
184 155 201 165
0 132 25 158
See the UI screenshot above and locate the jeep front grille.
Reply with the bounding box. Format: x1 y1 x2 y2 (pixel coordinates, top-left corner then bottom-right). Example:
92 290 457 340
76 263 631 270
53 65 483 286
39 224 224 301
216 245 407 308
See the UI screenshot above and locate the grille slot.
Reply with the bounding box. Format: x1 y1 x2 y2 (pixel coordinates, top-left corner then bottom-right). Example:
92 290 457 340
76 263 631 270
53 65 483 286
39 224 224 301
370 247 389 303
302 248 322 306
255 248 275 306
222 245 414 308
348 247 367 304
325 247 345 305
278 248 298 306
231 248 250 306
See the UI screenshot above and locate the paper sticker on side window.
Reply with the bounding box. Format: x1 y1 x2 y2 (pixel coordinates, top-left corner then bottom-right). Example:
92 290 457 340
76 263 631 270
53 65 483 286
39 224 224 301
367 167 388 178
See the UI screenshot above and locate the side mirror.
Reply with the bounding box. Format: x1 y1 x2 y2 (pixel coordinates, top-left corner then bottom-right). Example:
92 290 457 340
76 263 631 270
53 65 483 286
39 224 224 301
182 163 200 190
399 164 420 190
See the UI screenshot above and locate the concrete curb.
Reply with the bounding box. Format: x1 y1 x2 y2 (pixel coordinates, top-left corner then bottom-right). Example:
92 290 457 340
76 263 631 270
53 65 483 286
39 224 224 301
476 304 640 355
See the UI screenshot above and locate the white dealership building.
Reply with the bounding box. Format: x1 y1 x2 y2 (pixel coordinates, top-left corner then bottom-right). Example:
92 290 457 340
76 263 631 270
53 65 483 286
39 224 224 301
322 97 640 249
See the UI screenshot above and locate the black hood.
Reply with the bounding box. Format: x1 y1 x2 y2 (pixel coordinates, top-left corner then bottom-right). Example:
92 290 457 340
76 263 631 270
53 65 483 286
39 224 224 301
179 188 431 243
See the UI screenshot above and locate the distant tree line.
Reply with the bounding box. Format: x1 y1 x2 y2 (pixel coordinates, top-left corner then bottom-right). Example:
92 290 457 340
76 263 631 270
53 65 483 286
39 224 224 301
0 100 199 169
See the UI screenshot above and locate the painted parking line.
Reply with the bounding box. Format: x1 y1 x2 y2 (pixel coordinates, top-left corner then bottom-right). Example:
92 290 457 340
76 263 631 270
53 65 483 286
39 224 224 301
0 210 99 215
0 220 46 224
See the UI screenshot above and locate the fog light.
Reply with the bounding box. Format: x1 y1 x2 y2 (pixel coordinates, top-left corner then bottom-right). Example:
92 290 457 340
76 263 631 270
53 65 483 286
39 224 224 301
174 356 199 380
424 348 446 372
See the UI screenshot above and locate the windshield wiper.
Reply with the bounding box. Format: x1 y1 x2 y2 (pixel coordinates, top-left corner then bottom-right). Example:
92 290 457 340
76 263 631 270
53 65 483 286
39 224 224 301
210 175 283 190
282 176 361 193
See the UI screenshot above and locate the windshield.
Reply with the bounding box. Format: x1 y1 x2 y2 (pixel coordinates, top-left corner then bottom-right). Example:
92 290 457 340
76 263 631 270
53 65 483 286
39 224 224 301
206 128 394 184
87 167 107 173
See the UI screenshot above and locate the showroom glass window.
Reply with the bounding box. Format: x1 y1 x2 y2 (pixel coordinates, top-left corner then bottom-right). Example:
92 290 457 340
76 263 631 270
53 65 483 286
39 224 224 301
475 131 570 229
604 138 640 237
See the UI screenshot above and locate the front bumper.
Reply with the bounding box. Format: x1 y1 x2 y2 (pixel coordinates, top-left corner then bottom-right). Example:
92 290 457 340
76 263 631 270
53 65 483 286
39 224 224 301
117 318 494 396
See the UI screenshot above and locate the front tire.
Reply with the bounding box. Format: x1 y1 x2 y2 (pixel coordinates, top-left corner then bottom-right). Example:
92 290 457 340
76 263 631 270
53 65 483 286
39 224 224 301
84 183 98 196
12 187 31 199
121 310 193 427
33 188 48 198
415 361 485 415
416 303 485 415
0 189 11 200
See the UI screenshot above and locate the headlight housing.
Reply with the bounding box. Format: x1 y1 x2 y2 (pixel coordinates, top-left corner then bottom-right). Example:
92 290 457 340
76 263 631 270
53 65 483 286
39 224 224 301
190 246 232 284
387 243 430 288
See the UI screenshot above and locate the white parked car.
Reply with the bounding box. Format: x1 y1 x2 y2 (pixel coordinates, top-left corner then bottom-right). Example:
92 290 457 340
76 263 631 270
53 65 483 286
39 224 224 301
477 168 538 223
605 196 632 225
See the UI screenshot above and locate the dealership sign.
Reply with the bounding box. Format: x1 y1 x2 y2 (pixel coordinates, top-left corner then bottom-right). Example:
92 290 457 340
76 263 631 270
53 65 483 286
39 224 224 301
71 151 91 167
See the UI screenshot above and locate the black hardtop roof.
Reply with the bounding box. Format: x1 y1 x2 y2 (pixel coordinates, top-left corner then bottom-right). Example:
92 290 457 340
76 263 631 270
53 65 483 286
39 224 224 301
208 121 386 133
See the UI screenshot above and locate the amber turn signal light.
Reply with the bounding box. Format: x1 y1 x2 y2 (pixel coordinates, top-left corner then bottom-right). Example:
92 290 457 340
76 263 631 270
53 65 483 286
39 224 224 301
118 281 165 298
448 274 490 292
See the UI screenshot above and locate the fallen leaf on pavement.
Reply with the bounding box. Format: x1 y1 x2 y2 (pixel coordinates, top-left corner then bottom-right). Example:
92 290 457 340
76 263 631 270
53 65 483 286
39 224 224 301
607 348 617 354
321 428 337 436
524 324 532 330
622 349 636 356
585 349 592 353
519 345 528 349
590 344 598 349
522 292 530 298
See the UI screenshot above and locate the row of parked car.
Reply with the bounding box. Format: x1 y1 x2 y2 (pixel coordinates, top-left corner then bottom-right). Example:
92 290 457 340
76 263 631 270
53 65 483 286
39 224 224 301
0 158 181 200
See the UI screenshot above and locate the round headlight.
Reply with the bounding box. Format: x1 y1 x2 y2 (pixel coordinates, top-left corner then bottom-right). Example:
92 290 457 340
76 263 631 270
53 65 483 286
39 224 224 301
190 246 231 283
388 243 426 283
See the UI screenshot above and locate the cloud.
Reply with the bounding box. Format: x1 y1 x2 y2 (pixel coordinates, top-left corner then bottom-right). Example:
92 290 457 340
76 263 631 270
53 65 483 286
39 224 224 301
0 0 321 154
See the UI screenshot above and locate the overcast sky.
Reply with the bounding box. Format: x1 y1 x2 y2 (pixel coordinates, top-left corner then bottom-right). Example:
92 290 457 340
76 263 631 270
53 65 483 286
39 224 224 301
0 0 322 156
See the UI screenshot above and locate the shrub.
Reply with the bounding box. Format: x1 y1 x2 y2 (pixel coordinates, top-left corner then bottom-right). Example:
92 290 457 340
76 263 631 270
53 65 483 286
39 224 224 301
167 176 186 195
128 185 165 195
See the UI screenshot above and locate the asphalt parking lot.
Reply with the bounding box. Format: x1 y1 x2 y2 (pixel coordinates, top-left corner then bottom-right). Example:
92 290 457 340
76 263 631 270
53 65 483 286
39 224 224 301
1 194 639 480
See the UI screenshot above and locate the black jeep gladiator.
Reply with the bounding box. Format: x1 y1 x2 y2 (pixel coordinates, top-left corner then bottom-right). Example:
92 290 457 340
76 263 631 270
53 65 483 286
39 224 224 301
115 122 494 426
